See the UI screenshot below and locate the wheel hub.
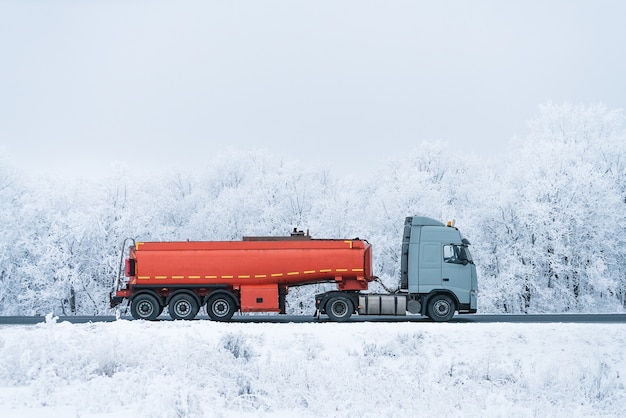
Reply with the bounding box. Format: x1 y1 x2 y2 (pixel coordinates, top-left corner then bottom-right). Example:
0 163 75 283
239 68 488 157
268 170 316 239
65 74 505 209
175 301 191 316
139 302 153 316
213 301 227 316
434 300 450 315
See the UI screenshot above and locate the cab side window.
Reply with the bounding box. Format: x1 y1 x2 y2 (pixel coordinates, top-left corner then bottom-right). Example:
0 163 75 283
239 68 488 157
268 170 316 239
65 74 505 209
444 244 472 265
443 245 456 263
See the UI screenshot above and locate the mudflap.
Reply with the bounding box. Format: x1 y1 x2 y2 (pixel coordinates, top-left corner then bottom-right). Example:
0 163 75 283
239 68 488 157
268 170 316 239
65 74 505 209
110 293 124 308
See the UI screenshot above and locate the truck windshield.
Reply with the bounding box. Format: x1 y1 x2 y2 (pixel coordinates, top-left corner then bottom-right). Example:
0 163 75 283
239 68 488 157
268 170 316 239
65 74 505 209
460 245 473 263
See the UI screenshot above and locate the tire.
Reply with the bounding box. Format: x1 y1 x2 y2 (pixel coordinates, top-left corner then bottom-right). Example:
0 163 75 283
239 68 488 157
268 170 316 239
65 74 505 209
130 294 161 321
169 293 199 320
326 296 353 322
207 293 237 321
427 294 456 322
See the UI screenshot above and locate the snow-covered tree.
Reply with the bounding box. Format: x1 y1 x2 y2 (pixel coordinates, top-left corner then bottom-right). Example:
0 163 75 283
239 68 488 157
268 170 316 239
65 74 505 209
476 103 626 312
0 103 624 315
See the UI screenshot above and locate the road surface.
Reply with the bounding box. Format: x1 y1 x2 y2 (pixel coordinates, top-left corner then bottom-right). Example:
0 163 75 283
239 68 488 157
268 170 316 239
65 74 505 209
1 314 625 325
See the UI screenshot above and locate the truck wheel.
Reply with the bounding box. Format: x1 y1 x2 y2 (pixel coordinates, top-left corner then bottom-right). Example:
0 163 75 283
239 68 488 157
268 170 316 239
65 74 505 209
207 293 237 321
169 293 199 320
326 296 353 322
427 294 455 322
131 294 161 321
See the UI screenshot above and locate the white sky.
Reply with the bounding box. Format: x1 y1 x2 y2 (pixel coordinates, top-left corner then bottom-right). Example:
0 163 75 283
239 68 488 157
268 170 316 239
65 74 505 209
1 0 625 178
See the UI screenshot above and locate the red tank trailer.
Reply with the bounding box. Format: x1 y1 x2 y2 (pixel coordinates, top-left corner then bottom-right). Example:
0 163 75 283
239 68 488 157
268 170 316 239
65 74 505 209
111 231 373 321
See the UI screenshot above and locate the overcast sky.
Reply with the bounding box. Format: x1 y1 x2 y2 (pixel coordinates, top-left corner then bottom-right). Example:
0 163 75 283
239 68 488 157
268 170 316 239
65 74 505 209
1 0 625 178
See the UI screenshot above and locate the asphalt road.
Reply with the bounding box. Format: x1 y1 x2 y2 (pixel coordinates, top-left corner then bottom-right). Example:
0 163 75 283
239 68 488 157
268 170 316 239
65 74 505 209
1 313 625 325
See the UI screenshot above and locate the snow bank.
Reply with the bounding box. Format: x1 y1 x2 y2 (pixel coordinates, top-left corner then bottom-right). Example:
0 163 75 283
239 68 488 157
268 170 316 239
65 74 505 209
0 320 624 417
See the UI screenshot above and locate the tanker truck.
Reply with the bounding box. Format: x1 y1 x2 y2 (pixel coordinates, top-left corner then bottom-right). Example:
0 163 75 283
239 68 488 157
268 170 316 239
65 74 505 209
110 216 478 322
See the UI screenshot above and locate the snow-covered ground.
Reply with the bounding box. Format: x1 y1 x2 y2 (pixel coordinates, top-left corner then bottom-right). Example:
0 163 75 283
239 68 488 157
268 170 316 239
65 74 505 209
0 318 624 417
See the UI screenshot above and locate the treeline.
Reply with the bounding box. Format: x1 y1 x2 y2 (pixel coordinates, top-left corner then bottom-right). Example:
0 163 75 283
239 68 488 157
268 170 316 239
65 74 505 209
1 102 624 315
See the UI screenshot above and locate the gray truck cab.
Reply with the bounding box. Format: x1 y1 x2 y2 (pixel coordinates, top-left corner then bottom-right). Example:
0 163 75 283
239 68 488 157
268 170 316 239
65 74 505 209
401 216 478 320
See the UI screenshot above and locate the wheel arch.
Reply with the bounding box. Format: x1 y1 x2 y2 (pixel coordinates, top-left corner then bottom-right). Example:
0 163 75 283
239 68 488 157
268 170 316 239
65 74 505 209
130 289 164 307
166 289 202 307
203 289 240 307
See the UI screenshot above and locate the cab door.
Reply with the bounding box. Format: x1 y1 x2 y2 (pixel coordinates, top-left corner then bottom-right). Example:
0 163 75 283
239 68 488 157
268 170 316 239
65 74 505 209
441 244 472 305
